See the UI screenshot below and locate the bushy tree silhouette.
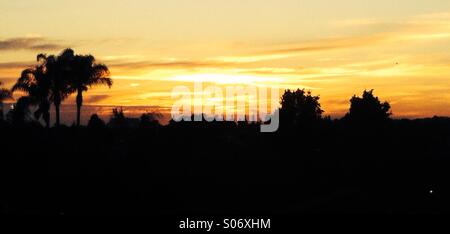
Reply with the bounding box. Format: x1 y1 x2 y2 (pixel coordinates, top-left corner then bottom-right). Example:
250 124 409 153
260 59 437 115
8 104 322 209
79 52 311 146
0 82 13 121
280 89 323 128
344 89 391 123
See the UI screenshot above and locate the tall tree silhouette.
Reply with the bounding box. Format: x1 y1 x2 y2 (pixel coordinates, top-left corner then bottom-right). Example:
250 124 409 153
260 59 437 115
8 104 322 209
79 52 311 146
12 55 52 127
43 49 74 126
0 82 13 121
71 54 112 126
344 89 391 123
280 89 323 127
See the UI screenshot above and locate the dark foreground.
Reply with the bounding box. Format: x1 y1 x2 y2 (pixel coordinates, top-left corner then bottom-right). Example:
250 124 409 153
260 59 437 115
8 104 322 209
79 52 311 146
1 117 450 217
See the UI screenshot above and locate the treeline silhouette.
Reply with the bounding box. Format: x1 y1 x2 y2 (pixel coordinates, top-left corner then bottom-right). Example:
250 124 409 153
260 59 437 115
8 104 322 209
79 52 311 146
1 50 450 215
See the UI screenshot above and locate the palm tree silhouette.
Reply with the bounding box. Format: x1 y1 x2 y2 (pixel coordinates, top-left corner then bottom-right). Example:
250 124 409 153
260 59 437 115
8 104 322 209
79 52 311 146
43 49 74 126
12 49 112 127
12 55 52 127
71 54 112 126
0 82 13 121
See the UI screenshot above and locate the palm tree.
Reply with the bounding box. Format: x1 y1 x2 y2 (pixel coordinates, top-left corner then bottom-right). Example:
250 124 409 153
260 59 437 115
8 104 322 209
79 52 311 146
43 49 74 127
0 82 13 121
71 54 112 126
12 56 52 127
12 49 111 127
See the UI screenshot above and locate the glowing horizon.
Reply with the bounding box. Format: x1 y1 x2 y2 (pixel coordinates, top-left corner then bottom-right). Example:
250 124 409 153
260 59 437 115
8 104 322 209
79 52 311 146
2 0 450 119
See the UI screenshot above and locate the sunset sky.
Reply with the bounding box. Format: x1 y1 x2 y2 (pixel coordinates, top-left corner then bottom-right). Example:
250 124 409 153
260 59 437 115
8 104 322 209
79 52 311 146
2 0 450 120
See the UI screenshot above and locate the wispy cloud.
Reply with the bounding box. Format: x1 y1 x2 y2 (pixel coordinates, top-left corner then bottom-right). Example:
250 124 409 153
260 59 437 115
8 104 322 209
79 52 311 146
108 59 240 76
0 61 34 69
216 12 450 63
0 36 67 51
84 94 111 104
212 33 395 63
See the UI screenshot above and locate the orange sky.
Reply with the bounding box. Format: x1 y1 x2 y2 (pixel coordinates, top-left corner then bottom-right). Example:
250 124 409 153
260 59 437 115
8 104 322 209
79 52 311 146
2 0 450 119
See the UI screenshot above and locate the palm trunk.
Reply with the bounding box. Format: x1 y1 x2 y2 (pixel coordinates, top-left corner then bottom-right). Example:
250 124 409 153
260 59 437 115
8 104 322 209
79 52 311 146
44 111 50 128
76 89 83 126
54 92 61 127
42 100 50 128
54 99 61 127
55 104 60 127
0 102 4 121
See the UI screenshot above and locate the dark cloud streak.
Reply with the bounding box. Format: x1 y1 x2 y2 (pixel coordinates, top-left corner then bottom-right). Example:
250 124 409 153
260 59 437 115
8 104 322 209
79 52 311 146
84 95 111 103
110 60 238 70
0 37 66 51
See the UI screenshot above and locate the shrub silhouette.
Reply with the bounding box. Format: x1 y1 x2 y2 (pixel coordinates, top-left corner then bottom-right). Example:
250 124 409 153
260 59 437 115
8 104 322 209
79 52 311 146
87 114 106 129
6 96 34 125
108 108 126 128
140 113 162 129
107 108 141 128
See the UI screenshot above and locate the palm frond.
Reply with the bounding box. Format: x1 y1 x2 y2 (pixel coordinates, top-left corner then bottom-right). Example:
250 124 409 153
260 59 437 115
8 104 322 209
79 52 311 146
89 64 112 87
37 53 47 62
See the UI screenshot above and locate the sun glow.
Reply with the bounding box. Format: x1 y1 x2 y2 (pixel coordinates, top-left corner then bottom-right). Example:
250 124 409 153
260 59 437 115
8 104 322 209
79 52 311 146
168 73 281 86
